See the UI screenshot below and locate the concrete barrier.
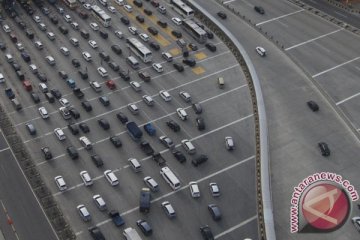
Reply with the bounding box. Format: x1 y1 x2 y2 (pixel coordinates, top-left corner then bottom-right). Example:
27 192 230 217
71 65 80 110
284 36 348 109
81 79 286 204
186 1 276 239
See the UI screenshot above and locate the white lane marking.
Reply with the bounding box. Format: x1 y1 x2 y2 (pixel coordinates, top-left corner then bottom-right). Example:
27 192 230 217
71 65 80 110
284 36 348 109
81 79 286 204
255 9 304 26
0 147 10 153
312 56 360 78
215 215 257 239
285 29 342 51
336 92 360 105
334 11 347 18
223 0 236 4
24 63 239 144
73 155 256 233
52 113 254 195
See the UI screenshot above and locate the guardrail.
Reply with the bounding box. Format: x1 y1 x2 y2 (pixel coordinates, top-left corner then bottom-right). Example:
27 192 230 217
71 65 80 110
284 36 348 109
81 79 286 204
186 1 275 239
0 103 75 240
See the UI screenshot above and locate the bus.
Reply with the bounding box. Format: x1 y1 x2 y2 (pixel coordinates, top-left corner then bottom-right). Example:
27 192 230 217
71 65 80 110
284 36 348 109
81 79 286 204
170 0 194 18
91 5 111 27
126 38 152 63
182 19 207 43
62 0 77 9
160 167 181 190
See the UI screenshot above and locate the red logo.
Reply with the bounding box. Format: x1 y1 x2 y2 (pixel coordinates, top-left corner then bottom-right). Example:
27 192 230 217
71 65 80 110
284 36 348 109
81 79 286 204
301 183 350 232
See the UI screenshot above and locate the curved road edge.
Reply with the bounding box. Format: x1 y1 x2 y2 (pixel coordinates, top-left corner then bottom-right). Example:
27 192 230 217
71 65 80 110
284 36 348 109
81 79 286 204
186 1 276 239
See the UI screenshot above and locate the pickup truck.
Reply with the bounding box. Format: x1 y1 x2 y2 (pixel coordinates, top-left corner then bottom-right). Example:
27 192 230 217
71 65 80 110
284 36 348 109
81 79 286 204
73 87 84 99
126 121 143 141
152 152 166 166
140 140 154 156
143 123 156 136
109 210 125 227
5 88 15 99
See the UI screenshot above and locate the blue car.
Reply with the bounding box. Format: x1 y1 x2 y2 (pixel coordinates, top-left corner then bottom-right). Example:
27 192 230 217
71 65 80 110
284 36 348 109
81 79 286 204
144 123 156 136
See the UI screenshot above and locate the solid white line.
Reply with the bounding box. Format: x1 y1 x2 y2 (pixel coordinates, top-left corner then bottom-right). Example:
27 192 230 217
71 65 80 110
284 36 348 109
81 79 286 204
73 155 255 233
0 147 10 153
255 9 304 26
312 56 360 78
51 112 254 195
336 92 360 105
215 215 257 239
285 29 342 51
223 0 236 4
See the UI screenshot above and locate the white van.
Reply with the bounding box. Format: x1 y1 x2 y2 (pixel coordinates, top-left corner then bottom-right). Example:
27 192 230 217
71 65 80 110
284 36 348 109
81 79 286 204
128 158 141 172
79 136 92 150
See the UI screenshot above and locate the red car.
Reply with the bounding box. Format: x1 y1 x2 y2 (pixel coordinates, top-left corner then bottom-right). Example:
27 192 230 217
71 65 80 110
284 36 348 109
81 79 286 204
106 80 116 90
151 0 159 7
23 80 32 91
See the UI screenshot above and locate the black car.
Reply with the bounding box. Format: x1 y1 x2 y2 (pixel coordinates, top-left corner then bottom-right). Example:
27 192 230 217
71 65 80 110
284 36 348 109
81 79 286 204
121 16 130 25
166 120 181 132
31 92 40 103
189 43 198 51
91 154 104 167
79 123 90 133
111 45 122 55
200 225 214 240
99 96 110 106
50 15 58 24
0 42 6 51
217 11 227 19
192 154 208 167
138 71 151 82
68 123 79 135
78 70 88 80
116 112 128 124
149 41 160 50
99 30 108 39
183 58 196 67
50 89 62 99
172 150 186 163
41 147 52 160
206 30 214 39
134 0 143 7
69 107 80 119
136 219 153 236
196 117 206 130
119 69 130 81
136 15 145 23
108 61 119 72
110 136 122 148
72 59 81 68
208 204 222 221
88 226 105 240
12 62 21 71
99 52 110 62
192 103 203 114
58 71 68 80
144 8 152 15
157 20 167 28
173 62 184 72
254 5 265 14
171 30 182 38
318 142 330 157
67 146 79 160
307 101 319 112
148 26 158 35
81 101 92 112
98 119 110 130
205 43 217 52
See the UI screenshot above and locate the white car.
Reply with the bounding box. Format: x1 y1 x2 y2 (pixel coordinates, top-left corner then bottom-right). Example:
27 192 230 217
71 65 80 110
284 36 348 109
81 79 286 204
115 30 123 39
90 81 102 92
256 46 266 57
39 83 48 93
38 107 49 119
161 201 176 218
83 3 91 9
352 216 360 231
3 24 11 33
33 15 41 23
77 204 91 221
80 171 93 186
142 95 154 106
60 46 70 56
63 14 72 22
189 181 200 198
29 64 38 74
127 103 139 115
88 40 98 49
35 40 44 49
90 22 99 31
71 22 80 30
108 5 116 13
46 32 55 40
70 37 79 46
16 42 24 51
104 170 119 186
152 63 163 73
139 33 150 42
54 128 66 141
172 17 182 25
93 194 107 211
129 81 141 92
225 136 235 150
54 176 67 191
97 67 108 77
123 4 133 12
128 26 138 35
59 98 70 108
159 90 171 102
82 51 92 61
0 73 4 83
59 107 71 120
179 91 191 102
45 56 56 66
115 0 124 5
144 176 159 192
209 182 220 197
38 22 47 31
176 108 188 121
